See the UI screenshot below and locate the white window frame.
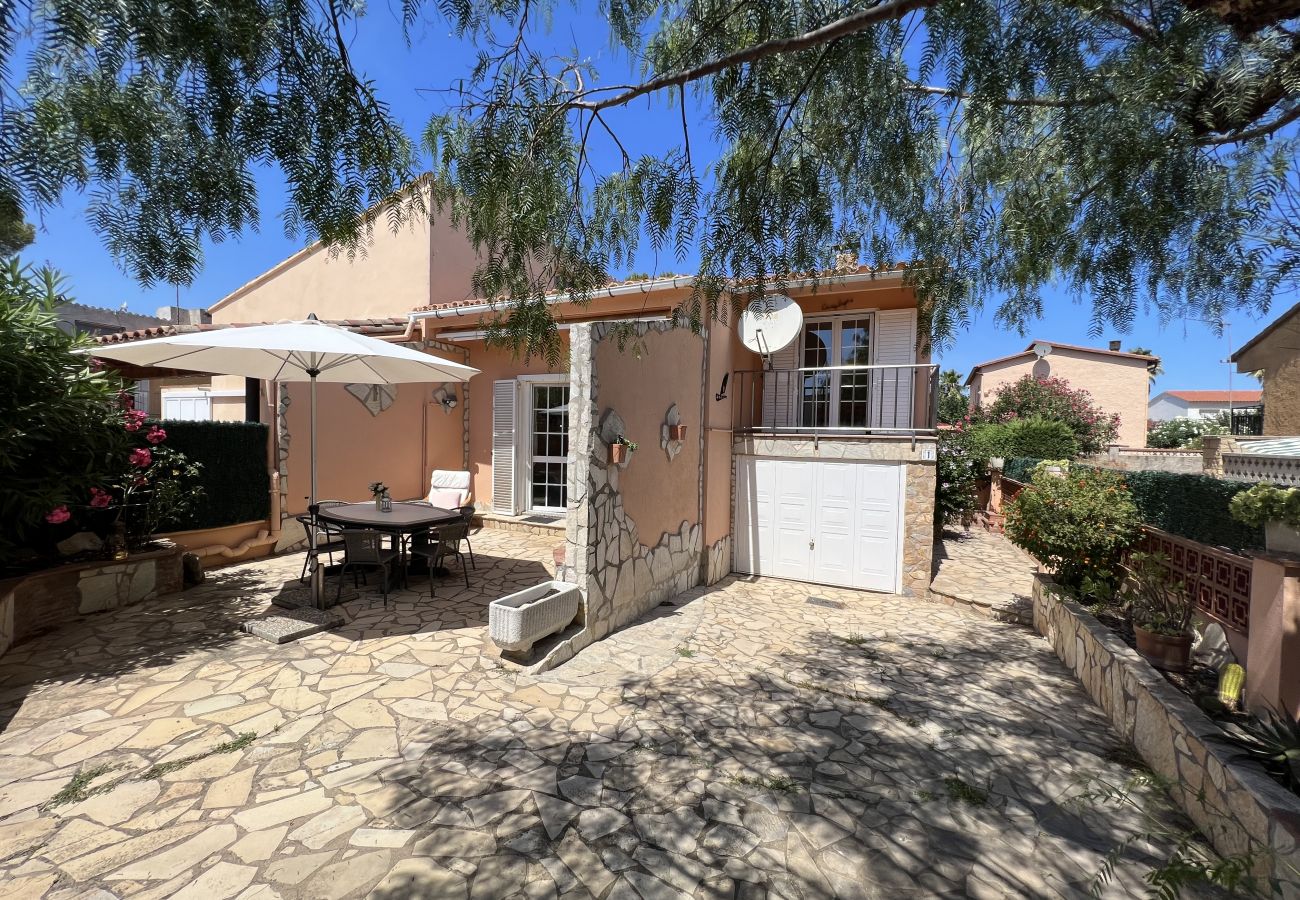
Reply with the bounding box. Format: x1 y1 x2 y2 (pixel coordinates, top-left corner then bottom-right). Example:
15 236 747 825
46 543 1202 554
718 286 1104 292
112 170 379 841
517 374 571 514
797 312 875 429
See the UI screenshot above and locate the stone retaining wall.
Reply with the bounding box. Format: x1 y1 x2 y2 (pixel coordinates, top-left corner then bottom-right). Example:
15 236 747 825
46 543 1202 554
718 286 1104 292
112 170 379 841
1032 575 1300 896
0 541 185 660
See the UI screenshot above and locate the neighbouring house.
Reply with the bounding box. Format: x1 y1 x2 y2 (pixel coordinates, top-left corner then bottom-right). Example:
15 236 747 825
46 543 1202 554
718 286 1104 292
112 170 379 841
1148 389 1262 422
965 340 1156 447
1232 300 1300 436
95 214 941 664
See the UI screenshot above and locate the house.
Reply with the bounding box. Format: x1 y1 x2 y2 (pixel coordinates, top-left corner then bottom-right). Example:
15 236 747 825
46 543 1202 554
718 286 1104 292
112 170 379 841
965 340 1157 447
1232 301 1300 436
95 217 940 661
1148 389 1262 422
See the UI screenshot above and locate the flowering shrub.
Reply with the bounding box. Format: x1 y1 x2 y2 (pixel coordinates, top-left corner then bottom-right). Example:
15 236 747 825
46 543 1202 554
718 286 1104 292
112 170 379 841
977 375 1119 455
1004 465 1140 590
935 425 984 533
1229 483 1300 529
1147 415 1227 449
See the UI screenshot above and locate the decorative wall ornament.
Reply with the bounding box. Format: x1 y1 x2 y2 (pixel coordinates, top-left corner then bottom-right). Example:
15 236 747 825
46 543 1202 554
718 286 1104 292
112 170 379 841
661 403 685 461
344 383 397 416
432 385 459 414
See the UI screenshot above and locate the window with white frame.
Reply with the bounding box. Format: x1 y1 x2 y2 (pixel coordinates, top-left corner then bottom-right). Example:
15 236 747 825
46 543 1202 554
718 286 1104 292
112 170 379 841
525 379 570 512
798 315 872 429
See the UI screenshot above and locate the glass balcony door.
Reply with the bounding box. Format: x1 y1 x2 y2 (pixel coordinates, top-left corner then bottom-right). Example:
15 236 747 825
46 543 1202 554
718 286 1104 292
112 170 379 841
798 316 872 429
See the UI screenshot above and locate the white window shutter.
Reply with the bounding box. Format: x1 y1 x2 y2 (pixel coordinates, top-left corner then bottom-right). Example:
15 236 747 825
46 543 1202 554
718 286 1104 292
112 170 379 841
871 309 917 429
492 379 520 515
762 340 800 430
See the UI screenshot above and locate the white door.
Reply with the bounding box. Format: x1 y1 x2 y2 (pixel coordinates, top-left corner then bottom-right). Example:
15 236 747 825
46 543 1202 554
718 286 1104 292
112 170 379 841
161 392 212 421
733 457 903 593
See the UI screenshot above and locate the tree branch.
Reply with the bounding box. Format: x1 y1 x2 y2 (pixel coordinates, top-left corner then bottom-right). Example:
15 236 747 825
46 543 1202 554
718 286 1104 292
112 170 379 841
569 0 936 112
1196 101 1300 144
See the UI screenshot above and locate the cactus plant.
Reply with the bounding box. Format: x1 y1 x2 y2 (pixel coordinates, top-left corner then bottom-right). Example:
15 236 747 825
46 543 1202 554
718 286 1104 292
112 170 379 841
1217 663 1245 709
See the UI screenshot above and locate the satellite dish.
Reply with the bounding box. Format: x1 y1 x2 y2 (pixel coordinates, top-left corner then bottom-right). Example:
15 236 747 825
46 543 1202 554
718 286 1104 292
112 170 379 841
739 294 803 359
1033 341 1053 359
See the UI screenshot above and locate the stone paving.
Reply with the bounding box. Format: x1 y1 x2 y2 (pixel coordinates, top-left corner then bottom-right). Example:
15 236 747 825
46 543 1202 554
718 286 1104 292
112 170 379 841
0 529 1220 899
929 528 1039 622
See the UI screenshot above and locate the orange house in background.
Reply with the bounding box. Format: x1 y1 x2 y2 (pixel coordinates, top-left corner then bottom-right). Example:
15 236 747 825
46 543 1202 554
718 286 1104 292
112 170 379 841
965 341 1157 448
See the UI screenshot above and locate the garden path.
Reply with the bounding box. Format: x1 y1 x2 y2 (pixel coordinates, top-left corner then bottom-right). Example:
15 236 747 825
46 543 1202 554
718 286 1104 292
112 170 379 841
0 532 1220 899
930 527 1040 622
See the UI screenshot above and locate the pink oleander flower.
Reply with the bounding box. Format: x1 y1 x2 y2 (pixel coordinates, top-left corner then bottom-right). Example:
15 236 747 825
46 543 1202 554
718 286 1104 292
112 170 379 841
89 487 112 509
129 448 152 468
118 390 134 409
45 505 71 524
134 476 148 487
145 425 167 445
123 408 147 432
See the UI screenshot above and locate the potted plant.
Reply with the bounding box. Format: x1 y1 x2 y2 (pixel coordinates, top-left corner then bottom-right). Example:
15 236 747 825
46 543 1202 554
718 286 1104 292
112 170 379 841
610 435 637 464
1229 482 1300 554
368 481 391 511
1120 551 1195 672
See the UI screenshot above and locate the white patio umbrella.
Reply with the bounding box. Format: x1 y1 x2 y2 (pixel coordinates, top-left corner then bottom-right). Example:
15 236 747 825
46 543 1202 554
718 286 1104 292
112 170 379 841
89 316 479 608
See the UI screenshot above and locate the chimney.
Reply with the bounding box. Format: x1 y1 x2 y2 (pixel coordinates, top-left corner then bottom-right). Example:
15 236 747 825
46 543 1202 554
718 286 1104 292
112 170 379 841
1108 340 1122 352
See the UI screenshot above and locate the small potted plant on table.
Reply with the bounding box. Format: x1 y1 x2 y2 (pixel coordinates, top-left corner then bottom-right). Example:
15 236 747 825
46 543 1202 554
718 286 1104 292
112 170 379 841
369 481 392 512
1229 482 1300 554
610 435 637 464
1121 551 1195 672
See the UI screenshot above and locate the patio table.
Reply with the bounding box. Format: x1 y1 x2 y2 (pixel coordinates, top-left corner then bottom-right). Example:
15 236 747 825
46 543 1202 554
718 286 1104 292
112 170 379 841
316 502 461 578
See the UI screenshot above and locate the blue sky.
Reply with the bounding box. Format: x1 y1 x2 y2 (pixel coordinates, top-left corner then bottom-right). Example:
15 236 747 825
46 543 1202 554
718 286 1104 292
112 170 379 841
16 4 1290 393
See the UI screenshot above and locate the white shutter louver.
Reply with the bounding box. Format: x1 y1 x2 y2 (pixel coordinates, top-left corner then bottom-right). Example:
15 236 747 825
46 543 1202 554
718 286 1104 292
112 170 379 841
492 379 520 515
871 309 917 430
762 340 800 431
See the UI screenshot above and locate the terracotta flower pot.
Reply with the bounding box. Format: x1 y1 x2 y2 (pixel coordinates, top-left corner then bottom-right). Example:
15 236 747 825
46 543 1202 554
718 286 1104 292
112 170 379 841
610 444 627 464
668 424 687 441
1133 625 1193 673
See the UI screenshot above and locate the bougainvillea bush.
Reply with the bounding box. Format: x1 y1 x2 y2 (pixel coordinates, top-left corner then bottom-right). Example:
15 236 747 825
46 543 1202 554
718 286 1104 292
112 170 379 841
1004 464 1140 591
976 375 1119 455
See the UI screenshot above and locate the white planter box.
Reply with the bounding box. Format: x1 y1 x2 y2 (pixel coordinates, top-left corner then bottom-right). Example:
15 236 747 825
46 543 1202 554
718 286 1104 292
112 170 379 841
1265 521 1300 555
489 581 580 653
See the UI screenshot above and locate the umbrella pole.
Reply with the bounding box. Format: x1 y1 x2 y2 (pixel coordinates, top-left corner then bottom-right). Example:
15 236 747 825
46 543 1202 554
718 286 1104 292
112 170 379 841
308 371 323 610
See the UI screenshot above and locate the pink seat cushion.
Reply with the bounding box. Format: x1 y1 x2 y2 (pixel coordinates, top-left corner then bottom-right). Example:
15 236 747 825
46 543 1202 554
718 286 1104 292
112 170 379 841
427 488 464 509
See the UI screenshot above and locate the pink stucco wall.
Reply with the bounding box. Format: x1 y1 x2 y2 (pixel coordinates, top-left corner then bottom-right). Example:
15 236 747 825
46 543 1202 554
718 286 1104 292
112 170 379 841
970 349 1151 447
595 327 705 547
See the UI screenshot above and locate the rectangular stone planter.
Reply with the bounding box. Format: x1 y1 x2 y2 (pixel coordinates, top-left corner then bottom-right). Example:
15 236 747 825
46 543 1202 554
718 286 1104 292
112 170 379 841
0 541 184 661
489 580 580 653
1032 574 1300 897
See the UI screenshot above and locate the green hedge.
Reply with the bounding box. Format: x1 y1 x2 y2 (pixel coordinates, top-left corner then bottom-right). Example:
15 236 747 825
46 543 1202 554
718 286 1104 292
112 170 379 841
1002 457 1263 552
157 420 270 531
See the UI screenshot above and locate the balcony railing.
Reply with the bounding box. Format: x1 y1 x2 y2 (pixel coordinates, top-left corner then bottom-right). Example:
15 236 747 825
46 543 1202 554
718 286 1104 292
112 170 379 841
731 363 939 436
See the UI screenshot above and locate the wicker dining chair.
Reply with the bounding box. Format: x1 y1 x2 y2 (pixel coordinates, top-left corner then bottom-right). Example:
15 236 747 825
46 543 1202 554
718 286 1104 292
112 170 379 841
457 504 480 569
410 521 471 589
337 529 401 606
297 500 349 583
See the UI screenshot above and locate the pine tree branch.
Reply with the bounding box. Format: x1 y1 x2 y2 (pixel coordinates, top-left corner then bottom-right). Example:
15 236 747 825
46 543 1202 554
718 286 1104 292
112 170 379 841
568 0 936 112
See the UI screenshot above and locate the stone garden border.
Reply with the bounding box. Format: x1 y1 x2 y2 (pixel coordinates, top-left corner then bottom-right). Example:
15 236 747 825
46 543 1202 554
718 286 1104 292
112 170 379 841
1031 574 1300 896
0 541 184 661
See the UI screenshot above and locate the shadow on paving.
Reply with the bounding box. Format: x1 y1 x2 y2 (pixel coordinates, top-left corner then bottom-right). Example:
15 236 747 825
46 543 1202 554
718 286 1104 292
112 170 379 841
364 607 1224 899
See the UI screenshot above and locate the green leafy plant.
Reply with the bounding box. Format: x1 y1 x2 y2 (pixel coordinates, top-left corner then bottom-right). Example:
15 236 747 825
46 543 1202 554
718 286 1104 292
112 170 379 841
936 369 969 426
1119 552 1194 637
975 376 1119 456
159 421 270 530
1225 710 1300 794
0 261 130 567
1229 482 1300 529
1004 466 1140 590
614 435 638 452
1147 416 1228 449
969 417 1081 461
935 426 985 532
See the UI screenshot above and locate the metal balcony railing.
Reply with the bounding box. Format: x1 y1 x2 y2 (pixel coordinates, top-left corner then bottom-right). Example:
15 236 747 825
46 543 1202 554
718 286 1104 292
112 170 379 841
731 363 940 436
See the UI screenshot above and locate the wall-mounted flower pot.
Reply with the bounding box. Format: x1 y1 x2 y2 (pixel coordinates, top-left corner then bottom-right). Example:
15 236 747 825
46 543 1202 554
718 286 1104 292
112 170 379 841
668 424 687 441
1134 625 1192 673
610 444 628 464
1265 521 1300 555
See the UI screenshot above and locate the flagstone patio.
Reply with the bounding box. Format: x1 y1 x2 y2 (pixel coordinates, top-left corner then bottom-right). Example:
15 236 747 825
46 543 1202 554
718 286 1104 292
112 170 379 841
0 530 1220 898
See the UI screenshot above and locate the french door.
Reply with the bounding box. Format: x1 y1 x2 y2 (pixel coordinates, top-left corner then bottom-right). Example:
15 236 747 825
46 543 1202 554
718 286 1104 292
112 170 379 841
527 381 570 513
798 316 872 429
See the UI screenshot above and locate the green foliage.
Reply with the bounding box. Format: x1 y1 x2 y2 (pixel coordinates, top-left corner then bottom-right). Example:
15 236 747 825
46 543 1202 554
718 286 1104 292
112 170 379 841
977 376 1118 455
158 422 271 531
1005 458 1264 551
1226 709 1300 795
1127 347 1163 385
935 427 984 530
1120 552 1194 637
936 369 969 425
1147 416 1227 449
0 261 129 566
968 417 1081 461
1229 482 1300 529
1005 466 1140 590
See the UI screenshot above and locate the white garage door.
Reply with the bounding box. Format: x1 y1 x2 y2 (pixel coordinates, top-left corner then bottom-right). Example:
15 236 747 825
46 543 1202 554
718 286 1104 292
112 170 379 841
733 457 903 593
162 392 212 421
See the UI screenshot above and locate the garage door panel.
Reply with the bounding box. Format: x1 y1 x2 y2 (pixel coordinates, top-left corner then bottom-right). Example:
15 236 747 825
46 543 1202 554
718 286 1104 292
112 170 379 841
813 463 856 585
853 464 901 592
772 460 813 580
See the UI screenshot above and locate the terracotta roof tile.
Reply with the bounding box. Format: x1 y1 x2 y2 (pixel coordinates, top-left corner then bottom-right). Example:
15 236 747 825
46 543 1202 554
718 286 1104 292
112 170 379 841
1165 390 1262 403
